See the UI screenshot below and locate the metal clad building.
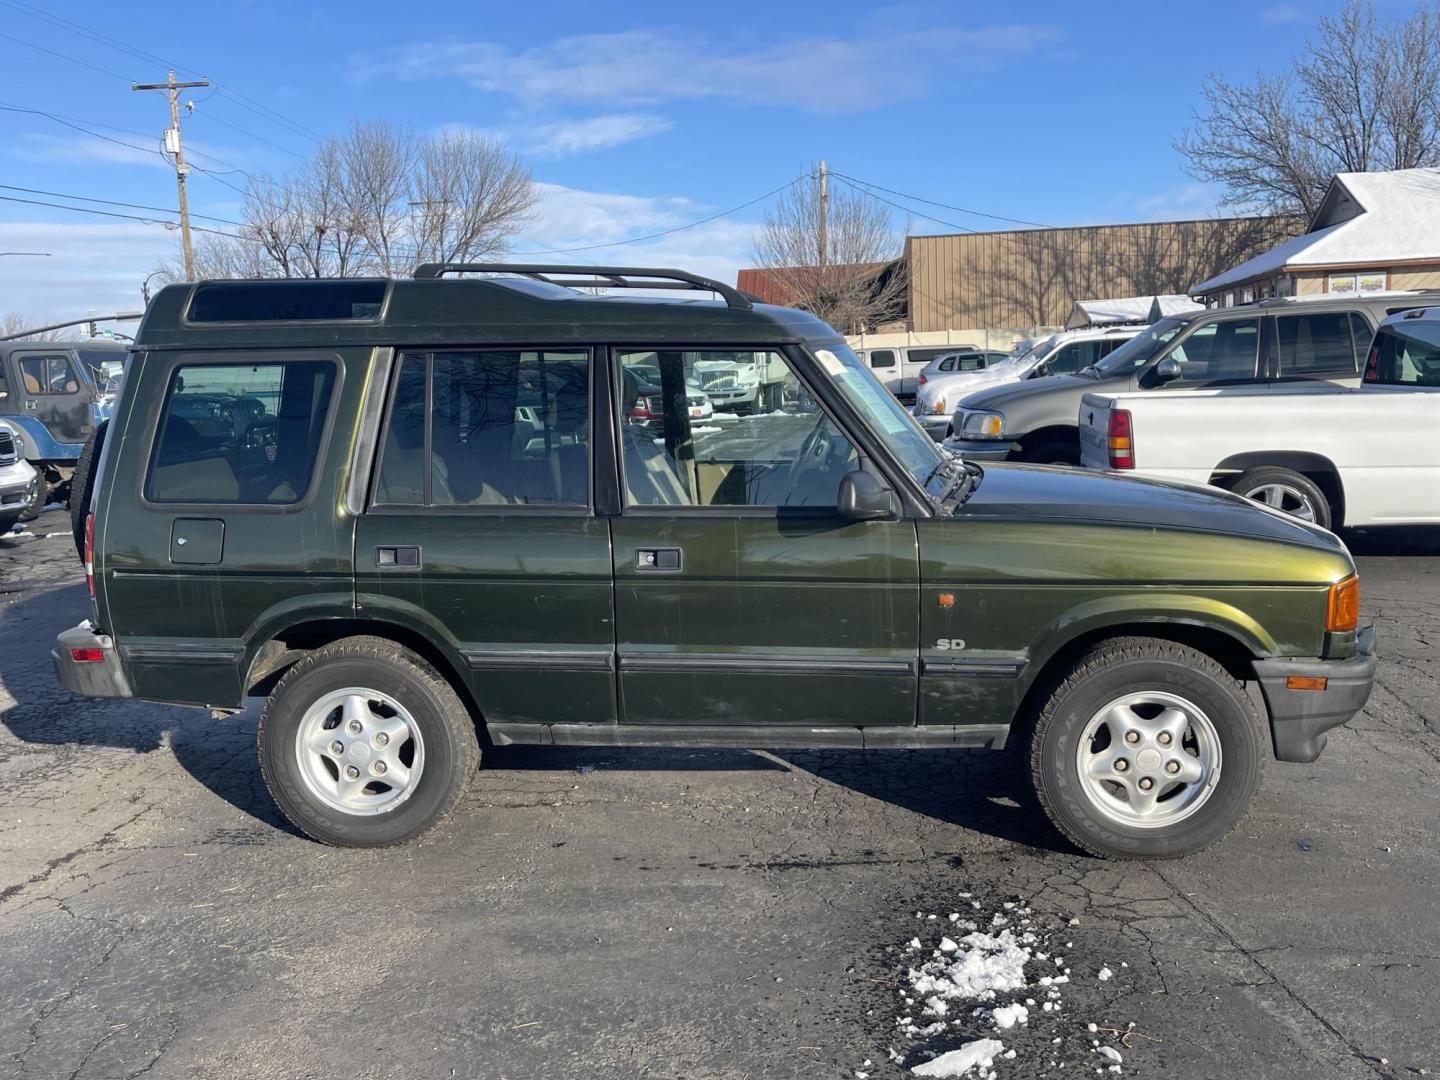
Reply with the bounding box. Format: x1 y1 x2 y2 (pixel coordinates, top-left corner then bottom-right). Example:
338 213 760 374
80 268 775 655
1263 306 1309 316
906 215 1300 333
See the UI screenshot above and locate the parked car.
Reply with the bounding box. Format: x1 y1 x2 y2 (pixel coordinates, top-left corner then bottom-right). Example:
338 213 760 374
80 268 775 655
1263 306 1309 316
946 293 1440 465
0 421 39 535
0 339 129 513
1078 306 1440 529
855 343 1001 403
54 267 1374 860
913 328 1141 440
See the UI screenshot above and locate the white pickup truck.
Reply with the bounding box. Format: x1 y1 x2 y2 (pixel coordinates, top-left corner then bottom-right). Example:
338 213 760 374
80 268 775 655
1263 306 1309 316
1079 308 1440 529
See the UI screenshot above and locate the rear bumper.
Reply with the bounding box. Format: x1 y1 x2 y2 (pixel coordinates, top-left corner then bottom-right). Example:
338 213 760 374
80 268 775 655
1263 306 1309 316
52 620 133 699
1253 624 1376 763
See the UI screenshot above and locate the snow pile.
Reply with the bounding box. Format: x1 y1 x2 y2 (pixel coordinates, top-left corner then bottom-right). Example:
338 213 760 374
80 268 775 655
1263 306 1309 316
988 1004 1028 1030
911 1038 1005 1078
908 928 1033 1004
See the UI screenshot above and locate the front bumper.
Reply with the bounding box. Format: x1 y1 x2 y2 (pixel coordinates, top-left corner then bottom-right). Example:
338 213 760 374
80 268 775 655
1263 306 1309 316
52 621 133 699
1253 623 1376 762
912 410 953 440
940 436 1017 461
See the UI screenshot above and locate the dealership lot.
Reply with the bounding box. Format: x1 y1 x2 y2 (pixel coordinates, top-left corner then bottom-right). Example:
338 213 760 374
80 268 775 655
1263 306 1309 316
1 509 1437 1080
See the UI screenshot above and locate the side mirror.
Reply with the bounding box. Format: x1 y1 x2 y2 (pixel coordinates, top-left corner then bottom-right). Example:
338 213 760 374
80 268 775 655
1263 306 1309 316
1153 357 1182 384
1030 363 1049 379
838 469 898 522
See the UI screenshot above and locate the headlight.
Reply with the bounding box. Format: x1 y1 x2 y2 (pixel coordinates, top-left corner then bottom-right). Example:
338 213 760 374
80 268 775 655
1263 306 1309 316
960 410 1005 438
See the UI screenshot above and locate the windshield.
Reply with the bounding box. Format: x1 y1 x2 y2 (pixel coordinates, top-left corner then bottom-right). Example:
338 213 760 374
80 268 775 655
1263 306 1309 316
812 344 949 497
1092 317 1190 376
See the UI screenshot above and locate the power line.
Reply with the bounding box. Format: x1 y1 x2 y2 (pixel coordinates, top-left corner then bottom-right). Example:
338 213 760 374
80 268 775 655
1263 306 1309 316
0 101 165 162
0 183 245 226
0 191 252 242
831 170 1058 231
0 30 135 82
513 176 806 255
0 0 325 146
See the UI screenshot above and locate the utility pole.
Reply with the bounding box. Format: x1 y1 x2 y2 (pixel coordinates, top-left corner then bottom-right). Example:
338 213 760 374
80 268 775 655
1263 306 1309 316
133 71 209 280
816 159 828 299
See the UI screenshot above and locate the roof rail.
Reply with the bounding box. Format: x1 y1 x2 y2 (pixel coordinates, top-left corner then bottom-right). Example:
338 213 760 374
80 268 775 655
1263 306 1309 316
411 263 754 311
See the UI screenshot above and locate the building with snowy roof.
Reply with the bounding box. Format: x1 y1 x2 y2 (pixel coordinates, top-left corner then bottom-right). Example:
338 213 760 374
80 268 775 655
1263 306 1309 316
1193 168 1440 307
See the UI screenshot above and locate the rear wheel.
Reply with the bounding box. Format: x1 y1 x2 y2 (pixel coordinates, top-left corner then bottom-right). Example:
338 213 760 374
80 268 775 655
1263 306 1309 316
1230 466 1331 529
258 636 480 847
1029 637 1264 859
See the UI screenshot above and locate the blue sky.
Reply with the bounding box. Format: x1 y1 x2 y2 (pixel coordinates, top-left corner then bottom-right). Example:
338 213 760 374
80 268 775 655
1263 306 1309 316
0 0 1397 323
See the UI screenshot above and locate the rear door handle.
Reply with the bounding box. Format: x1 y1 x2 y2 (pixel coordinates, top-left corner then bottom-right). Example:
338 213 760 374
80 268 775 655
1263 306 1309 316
635 548 682 571
376 546 420 569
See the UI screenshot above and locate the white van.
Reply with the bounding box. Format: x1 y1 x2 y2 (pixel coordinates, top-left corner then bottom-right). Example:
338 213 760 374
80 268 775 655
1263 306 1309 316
854 345 1008 402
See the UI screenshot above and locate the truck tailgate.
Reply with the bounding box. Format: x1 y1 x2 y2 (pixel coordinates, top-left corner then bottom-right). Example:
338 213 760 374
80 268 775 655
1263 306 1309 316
1079 393 1118 470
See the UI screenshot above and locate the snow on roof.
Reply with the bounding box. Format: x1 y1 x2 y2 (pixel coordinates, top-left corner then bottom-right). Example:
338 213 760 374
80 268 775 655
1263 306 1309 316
1194 168 1440 294
1064 294 1202 329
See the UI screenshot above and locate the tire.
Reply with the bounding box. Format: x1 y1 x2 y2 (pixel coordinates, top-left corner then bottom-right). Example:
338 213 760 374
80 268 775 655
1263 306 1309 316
70 420 107 561
1230 466 1331 529
257 636 480 847
1020 440 1080 466
1029 636 1265 859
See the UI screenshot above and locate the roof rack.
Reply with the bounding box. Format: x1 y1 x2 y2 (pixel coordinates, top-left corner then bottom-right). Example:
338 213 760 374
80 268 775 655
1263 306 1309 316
411 263 754 311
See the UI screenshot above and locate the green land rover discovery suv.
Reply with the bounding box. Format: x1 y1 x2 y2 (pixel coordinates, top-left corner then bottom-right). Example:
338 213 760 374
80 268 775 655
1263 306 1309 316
53 266 1375 859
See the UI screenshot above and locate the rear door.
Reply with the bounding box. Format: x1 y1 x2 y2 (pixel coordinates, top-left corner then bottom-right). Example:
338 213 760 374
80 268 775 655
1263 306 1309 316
866 348 900 395
101 350 353 706
610 346 918 729
354 346 616 729
14 349 91 448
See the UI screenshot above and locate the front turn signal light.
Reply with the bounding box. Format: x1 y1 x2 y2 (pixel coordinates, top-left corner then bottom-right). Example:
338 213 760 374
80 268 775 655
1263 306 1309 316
1326 574 1359 632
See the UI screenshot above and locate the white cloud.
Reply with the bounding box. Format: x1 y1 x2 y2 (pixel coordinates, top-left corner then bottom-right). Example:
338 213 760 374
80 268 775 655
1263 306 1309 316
513 181 761 285
12 134 169 170
1129 183 1224 222
524 113 673 157
353 24 1060 114
1260 4 1304 25
0 222 176 325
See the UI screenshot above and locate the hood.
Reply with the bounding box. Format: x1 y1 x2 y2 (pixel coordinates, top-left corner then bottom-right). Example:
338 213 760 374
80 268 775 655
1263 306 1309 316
959 372 1103 412
956 463 1348 554
921 364 1023 402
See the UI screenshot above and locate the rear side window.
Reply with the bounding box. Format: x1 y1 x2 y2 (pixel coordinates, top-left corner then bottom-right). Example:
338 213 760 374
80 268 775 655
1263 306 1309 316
1367 322 1440 386
20 354 79 395
869 349 896 369
938 357 956 371
146 360 337 504
373 349 589 507
1275 311 1366 376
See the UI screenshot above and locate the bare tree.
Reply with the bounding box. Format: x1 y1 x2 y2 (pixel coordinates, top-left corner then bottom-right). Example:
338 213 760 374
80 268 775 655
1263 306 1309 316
1177 1 1440 218
1 313 69 341
157 120 536 282
752 168 906 334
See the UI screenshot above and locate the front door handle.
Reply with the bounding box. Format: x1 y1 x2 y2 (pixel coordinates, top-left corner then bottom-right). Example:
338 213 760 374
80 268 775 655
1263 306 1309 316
23 399 38 411
635 548 682 571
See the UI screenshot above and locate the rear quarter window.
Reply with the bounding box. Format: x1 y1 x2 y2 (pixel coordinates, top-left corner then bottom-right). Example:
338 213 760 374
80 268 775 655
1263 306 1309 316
145 358 338 505
1367 322 1440 386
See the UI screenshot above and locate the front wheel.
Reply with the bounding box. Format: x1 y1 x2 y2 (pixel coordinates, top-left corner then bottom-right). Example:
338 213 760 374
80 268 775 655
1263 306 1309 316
258 636 480 847
1029 637 1265 859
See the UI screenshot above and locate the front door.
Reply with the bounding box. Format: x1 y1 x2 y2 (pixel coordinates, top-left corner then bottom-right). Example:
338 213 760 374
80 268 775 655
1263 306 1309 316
14 349 91 447
354 347 616 727
610 347 918 728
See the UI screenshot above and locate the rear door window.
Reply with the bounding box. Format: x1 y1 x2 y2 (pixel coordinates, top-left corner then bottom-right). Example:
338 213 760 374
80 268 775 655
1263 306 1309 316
373 349 590 507
1275 311 1366 376
938 357 957 371
146 359 337 504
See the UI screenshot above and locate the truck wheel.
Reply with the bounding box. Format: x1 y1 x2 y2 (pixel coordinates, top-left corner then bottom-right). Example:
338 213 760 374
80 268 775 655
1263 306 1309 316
1021 440 1080 466
1029 637 1264 859
1231 467 1331 529
70 421 107 561
258 636 480 847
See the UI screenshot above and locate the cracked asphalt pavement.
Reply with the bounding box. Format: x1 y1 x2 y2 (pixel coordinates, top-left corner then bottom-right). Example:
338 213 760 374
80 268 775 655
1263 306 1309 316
2 508 1437 1079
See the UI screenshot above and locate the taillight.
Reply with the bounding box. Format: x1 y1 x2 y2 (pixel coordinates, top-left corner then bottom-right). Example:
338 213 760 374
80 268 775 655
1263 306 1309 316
1363 343 1380 383
918 373 928 385
1108 409 1134 469
84 512 95 599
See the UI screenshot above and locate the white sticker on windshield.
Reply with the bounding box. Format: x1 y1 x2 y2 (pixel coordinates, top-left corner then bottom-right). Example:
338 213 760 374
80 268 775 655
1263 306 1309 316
815 349 846 377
